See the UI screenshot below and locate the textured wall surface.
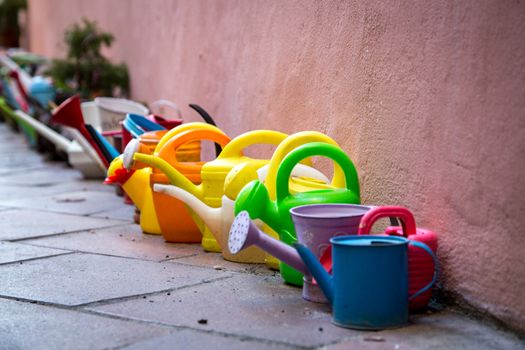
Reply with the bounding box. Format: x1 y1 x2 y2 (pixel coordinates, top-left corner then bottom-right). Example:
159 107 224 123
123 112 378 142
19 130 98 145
28 0 525 332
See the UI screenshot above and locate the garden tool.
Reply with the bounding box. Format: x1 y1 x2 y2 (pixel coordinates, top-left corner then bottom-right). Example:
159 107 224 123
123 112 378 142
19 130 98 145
357 206 439 310
51 95 109 167
295 236 438 329
110 122 231 240
234 142 361 286
250 130 343 270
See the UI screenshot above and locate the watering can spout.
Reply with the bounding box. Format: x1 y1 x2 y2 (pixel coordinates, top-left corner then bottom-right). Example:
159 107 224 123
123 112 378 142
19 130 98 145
132 152 202 198
153 184 222 234
294 243 334 304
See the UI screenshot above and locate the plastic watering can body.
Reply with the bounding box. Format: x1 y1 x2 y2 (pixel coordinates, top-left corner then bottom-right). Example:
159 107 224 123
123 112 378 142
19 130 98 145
235 142 361 286
295 235 438 330
152 129 289 253
105 156 161 234
357 206 438 310
129 122 231 249
248 131 343 271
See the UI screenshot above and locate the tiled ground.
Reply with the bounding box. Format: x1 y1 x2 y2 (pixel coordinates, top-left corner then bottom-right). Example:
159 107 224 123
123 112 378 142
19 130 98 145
0 123 523 350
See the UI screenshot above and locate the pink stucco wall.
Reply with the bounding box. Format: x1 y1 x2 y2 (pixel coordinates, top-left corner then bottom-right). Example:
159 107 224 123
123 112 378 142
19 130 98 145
28 0 525 332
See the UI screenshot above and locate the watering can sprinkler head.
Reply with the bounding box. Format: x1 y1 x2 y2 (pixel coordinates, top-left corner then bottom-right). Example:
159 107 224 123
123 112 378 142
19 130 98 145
228 211 309 275
228 211 259 254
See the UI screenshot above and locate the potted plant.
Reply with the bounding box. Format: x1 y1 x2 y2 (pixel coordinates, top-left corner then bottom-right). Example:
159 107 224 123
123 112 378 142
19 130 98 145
46 18 129 98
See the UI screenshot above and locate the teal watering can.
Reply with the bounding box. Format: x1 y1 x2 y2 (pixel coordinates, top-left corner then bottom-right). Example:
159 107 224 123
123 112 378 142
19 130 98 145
295 236 438 330
234 142 361 286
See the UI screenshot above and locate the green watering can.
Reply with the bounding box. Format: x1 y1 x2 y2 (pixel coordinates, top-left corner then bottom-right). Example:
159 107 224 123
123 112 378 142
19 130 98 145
234 142 361 286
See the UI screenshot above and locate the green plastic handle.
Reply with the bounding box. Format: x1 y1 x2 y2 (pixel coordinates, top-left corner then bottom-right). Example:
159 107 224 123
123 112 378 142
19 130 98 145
275 142 360 204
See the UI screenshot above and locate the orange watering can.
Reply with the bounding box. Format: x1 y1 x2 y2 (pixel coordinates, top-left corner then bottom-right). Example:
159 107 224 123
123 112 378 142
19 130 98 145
119 122 231 243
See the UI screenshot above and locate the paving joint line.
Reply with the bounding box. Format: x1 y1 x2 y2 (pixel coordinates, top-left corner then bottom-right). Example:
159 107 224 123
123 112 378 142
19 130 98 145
73 274 235 309
0 251 75 266
0 275 232 310
7 221 128 242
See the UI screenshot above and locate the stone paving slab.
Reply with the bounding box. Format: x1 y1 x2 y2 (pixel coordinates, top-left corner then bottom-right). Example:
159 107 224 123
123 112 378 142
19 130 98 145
0 299 171 350
0 190 126 216
89 203 136 221
0 182 110 201
23 224 201 262
0 252 232 306
0 209 122 240
121 329 295 350
89 274 353 348
0 241 69 265
326 310 525 350
0 166 82 186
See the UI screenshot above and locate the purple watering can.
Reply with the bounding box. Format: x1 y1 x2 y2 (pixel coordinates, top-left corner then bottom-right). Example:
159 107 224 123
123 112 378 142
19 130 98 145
228 203 372 303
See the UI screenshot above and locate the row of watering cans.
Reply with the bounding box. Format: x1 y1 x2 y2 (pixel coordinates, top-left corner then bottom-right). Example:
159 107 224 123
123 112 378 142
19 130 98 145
102 120 439 330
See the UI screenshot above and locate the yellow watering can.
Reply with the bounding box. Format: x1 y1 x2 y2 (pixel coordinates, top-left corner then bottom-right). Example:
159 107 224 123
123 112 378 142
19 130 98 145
122 122 231 245
106 122 229 237
152 130 332 262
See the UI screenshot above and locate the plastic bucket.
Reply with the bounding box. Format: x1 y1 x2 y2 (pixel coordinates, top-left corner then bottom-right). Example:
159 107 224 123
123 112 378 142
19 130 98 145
95 97 149 132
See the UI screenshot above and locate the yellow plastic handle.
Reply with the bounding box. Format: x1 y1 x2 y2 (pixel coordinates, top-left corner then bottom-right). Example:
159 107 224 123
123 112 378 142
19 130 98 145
155 122 224 152
265 131 343 200
217 130 288 159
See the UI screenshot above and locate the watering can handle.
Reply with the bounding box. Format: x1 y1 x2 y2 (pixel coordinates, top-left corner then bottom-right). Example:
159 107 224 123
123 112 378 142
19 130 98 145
266 131 341 200
408 240 439 300
150 99 182 119
357 206 417 237
275 142 360 204
217 130 288 159
157 128 231 163
155 122 224 150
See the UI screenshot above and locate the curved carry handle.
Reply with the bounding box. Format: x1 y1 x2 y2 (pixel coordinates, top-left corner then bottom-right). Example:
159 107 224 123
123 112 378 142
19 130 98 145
155 122 224 151
189 104 222 157
217 130 288 159
276 142 360 204
266 131 341 200
124 113 165 138
157 128 231 165
150 99 182 119
408 240 439 300
358 206 416 237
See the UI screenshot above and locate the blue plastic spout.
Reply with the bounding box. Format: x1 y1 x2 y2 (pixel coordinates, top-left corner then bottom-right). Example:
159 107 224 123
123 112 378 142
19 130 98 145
294 243 334 304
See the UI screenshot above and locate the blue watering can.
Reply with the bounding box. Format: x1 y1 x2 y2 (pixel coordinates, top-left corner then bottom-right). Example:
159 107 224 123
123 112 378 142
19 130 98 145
295 235 438 330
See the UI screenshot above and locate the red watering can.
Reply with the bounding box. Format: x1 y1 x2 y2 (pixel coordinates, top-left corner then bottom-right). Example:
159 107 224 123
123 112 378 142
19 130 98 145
357 206 438 310
51 95 109 167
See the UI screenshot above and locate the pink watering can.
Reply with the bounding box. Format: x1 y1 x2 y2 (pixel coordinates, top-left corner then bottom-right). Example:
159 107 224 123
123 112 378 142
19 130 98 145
356 206 438 310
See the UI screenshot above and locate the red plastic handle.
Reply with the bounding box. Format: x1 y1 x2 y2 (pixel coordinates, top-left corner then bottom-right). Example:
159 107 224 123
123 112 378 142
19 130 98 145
357 206 416 237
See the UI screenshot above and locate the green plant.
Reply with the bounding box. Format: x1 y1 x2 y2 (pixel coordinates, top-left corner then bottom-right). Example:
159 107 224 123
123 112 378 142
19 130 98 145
46 18 129 98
